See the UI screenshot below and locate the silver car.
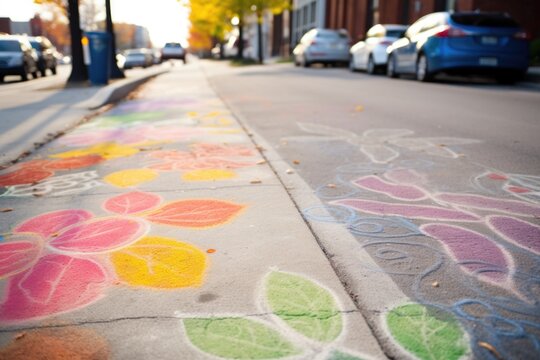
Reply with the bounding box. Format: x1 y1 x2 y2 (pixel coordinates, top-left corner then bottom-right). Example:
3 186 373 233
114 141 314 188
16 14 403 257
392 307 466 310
350 24 407 74
294 28 350 67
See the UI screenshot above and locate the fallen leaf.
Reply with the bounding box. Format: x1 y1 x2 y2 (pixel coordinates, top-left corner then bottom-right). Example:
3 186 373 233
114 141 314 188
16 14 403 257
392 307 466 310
432 281 439 288
286 169 294 174
478 341 502 360
0 208 13 213
250 179 262 184
327 184 336 188
256 160 266 165
292 160 300 165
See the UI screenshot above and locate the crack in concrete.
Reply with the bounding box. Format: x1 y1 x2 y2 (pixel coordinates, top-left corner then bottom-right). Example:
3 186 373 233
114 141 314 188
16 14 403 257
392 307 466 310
0 310 361 333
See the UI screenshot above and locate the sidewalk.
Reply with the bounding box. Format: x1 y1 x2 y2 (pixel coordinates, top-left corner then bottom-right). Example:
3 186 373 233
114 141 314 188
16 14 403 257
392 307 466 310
0 63 386 359
0 66 168 167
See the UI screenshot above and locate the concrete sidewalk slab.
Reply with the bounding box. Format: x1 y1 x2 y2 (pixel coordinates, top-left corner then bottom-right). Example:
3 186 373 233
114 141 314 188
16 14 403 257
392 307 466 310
0 63 386 359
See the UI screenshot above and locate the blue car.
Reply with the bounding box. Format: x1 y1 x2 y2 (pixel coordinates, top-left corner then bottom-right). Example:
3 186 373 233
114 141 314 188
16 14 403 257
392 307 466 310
386 11 530 83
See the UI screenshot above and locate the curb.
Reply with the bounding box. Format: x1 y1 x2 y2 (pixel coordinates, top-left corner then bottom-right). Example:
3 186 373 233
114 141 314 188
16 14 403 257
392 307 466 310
77 67 170 110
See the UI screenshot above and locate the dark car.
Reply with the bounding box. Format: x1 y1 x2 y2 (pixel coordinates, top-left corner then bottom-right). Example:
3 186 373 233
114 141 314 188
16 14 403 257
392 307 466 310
0 35 39 82
386 12 530 83
28 36 57 77
161 42 186 62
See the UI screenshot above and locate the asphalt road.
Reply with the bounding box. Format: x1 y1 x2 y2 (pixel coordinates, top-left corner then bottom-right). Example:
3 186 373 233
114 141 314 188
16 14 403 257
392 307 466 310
207 61 540 359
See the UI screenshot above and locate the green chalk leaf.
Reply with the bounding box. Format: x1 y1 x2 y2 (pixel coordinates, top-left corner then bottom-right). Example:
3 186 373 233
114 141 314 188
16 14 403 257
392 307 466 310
183 317 301 359
327 349 364 360
387 304 468 360
265 271 343 342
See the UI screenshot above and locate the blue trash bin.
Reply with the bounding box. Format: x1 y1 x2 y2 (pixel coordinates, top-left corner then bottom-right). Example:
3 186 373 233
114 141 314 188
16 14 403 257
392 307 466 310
86 31 111 85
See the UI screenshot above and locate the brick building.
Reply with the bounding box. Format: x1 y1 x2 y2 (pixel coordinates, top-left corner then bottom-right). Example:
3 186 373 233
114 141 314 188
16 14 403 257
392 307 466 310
291 0 539 47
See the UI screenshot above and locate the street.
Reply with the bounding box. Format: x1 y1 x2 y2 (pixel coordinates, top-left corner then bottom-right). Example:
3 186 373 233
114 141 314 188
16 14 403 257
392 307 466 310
0 60 539 359
208 62 540 360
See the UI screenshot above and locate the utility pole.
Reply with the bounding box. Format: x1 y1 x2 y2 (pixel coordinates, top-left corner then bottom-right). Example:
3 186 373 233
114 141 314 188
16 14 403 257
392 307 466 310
105 0 125 78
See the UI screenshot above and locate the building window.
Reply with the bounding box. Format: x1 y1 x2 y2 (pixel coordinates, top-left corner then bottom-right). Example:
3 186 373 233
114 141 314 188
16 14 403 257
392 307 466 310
310 2 316 24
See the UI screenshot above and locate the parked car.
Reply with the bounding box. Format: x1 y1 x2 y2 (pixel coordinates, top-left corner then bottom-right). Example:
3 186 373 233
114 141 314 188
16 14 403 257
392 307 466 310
151 49 162 64
161 42 186 63
28 36 57 76
350 24 407 74
123 49 153 69
386 11 530 83
0 35 39 82
293 28 350 67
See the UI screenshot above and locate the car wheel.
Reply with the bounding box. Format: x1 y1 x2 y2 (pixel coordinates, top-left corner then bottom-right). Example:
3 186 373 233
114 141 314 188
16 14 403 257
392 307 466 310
0 75 4 83
349 58 357 72
31 70 39 79
386 54 398 78
416 54 433 82
367 55 376 75
20 65 29 81
40 69 46 77
51 67 57 75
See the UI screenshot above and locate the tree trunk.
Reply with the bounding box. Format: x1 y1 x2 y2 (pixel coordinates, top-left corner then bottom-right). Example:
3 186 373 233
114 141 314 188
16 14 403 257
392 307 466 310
105 0 125 78
238 19 244 60
257 15 263 64
67 0 88 83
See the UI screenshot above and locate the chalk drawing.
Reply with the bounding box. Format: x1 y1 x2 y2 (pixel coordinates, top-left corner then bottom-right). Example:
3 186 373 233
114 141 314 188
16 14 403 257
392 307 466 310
0 191 246 322
352 175 428 201
111 235 207 288
0 171 102 197
284 123 480 163
147 143 257 172
14 209 94 238
144 199 245 228
420 224 514 289
384 168 427 185
386 304 468 360
303 205 422 239
103 191 162 215
0 254 109 323
183 270 368 360
436 193 540 217
331 199 481 222
486 216 540 255
104 169 159 188
0 328 110 359
0 233 42 279
47 217 149 253
51 142 140 160
0 167 53 187
182 169 237 181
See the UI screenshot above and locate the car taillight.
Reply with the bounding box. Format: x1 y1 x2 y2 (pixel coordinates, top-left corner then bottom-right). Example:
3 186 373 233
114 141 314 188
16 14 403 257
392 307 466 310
380 40 393 46
513 31 531 40
310 40 318 46
435 26 468 38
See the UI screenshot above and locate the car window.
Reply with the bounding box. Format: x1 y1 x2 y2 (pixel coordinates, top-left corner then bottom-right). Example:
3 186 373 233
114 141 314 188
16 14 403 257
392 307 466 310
30 41 41 51
450 13 519 27
385 29 406 38
165 43 183 48
0 40 22 52
317 31 348 39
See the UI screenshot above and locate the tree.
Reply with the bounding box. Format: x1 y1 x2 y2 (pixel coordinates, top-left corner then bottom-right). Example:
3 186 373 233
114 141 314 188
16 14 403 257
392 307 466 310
35 0 87 82
250 0 290 63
